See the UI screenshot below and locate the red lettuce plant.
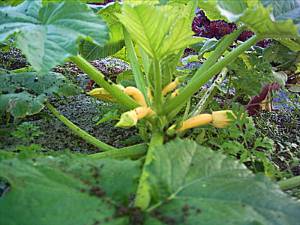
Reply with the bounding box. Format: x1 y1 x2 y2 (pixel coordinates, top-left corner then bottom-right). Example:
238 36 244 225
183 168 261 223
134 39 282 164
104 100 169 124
246 83 281 115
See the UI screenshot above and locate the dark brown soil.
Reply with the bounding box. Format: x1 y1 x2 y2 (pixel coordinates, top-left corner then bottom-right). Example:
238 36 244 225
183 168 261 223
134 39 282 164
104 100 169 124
254 110 300 176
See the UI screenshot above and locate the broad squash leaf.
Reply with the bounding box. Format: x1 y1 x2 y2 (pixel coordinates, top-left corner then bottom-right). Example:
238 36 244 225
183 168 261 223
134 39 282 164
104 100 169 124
261 0 300 50
216 0 299 39
79 2 125 60
0 71 80 118
123 0 159 5
261 0 300 29
144 139 300 225
117 2 200 60
0 92 46 118
198 0 227 20
0 0 24 6
160 52 183 86
0 156 141 225
0 0 108 73
199 0 299 39
1 140 300 225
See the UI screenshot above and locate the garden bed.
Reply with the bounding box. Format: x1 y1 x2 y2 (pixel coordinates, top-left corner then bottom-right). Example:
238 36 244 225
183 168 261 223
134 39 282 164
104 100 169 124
1 1 300 225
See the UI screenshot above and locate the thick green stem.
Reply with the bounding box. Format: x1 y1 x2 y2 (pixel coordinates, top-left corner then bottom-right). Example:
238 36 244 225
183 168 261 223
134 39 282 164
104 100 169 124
279 176 300 191
190 67 228 116
153 59 163 112
46 102 117 152
123 27 148 104
134 130 164 210
164 30 259 115
11 66 34 73
70 55 139 109
89 143 147 160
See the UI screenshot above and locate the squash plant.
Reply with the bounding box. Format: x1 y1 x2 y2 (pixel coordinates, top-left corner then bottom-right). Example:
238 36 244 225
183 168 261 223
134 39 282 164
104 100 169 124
1 0 300 224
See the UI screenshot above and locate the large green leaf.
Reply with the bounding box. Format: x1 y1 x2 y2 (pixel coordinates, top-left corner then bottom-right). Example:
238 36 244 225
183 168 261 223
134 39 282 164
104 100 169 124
79 2 125 60
0 0 24 6
239 4 299 38
263 41 300 70
117 2 200 60
198 0 226 20
199 0 299 39
144 139 300 225
261 0 300 28
261 0 300 50
0 156 141 225
215 0 299 39
0 0 108 73
1 140 300 224
0 71 80 118
0 92 46 118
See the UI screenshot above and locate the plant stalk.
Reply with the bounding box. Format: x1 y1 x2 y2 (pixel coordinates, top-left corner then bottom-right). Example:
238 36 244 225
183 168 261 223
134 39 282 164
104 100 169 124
134 130 164 210
279 176 300 191
123 27 148 104
164 30 259 115
191 67 228 116
153 59 163 113
89 143 147 160
70 55 139 109
46 102 117 152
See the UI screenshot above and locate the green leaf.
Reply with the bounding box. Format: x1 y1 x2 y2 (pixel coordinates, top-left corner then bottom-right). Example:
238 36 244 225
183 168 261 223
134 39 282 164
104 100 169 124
278 38 300 51
96 109 120 125
198 39 219 57
0 0 24 6
263 41 300 69
0 92 45 118
261 0 300 29
160 51 183 86
117 2 199 60
79 33 124 61
0 156 141 225
123 0 159 5
217 0 248 20
260 0 300 50
229 52 275 96
0 0 108 73
0 71 80 118
198 0 226 20
47 156 142 205
271 70 287 86
145 139 300 224
239 4 299 38
79 2 125 60
216 0 299 39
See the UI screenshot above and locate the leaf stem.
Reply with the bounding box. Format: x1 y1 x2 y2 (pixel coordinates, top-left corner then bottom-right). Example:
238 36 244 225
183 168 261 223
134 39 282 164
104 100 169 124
134 130 164 210
279 175 300 191
153 59 163 113
70 55 139 109
89 143 147 160
190 67 228 116
46 102 117 152
123 27 148 104
163 28 256 115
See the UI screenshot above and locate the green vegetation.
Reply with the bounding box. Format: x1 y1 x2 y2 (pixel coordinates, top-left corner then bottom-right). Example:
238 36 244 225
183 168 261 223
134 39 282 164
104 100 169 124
0 0 300 224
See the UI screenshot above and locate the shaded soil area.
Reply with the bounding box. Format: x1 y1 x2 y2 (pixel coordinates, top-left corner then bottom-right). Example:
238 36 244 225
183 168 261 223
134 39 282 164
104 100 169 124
0 48 27 70
1 95 139 153
0 48 139 153
254 110 300 176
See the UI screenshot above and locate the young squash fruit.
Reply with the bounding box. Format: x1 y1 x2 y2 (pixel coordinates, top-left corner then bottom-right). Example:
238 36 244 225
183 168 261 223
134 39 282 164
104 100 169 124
116 107 154 128
177 110 235 132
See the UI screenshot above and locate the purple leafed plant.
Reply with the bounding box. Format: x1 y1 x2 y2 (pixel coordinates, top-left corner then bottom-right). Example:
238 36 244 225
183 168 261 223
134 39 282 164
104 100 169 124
192 9 271 47
246 83 280 115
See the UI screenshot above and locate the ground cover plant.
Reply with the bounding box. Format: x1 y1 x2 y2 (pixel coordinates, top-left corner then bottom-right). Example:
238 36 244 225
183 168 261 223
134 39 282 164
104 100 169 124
0 0 300 224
